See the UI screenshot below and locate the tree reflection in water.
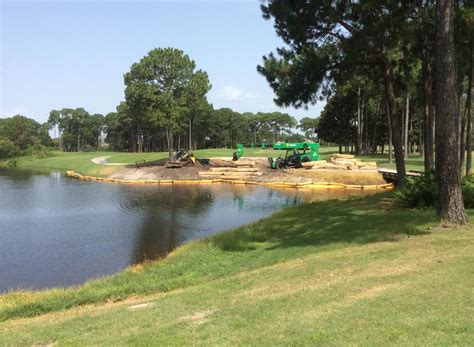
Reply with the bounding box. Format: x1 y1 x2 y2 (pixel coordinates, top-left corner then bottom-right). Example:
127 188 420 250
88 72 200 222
124 185 215 262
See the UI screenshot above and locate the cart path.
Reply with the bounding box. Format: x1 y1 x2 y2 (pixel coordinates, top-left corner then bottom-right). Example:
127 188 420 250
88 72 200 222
91 156 127 166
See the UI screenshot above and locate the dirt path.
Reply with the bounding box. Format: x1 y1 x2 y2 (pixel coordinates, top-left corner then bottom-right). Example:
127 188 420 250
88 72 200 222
91 156 126 166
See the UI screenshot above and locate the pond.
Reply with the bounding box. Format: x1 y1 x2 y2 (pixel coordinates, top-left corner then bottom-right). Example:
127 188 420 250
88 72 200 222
0 169 375 292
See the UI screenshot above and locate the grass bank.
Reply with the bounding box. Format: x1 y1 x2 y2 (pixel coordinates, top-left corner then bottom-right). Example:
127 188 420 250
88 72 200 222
8 146 425 177
1 193 473 345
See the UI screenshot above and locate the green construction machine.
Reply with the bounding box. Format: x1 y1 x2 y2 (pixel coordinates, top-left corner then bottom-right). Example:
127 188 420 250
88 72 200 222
268 142 320 169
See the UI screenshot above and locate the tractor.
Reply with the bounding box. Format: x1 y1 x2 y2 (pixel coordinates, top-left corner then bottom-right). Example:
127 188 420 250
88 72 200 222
268 142 320 169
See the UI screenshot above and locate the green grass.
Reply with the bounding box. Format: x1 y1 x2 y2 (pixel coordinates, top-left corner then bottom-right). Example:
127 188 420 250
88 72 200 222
8 146 425 177
1 193 473 345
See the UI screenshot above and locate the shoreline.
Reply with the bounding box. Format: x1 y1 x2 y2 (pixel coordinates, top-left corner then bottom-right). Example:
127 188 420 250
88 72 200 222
66 170 394 190
0 193 413 321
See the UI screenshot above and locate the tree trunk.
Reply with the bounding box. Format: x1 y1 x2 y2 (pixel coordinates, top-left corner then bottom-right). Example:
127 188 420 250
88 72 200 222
404 95 410 159
386 102 393 164
434 0 467 224
188 117 192 151
421 33 435 171
166 127 174 159
460 81 468 174
137 126 143 153
357 86 362 155
380 59 405 182
466 41 473 176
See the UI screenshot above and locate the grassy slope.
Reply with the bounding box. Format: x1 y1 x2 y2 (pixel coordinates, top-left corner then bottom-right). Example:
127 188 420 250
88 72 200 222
1 194 473 345
12 146 425 177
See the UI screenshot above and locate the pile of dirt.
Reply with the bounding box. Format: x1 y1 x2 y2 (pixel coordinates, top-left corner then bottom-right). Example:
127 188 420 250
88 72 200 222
109 162 208 180
108 156 386 186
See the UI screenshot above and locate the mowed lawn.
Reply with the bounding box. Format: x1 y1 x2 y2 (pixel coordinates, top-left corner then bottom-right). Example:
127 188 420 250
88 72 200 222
1 194 473 345
12 146 426 177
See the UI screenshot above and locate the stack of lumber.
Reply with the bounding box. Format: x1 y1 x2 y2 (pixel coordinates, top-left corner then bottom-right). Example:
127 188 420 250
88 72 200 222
208 157 256 167
302 154 377 171
199 157 262 180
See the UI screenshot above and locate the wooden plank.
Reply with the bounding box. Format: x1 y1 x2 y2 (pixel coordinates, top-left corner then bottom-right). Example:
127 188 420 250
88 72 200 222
332 153 355 159
209 167 259 172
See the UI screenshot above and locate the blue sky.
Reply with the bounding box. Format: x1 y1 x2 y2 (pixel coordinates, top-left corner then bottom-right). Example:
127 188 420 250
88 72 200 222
1 0 324 123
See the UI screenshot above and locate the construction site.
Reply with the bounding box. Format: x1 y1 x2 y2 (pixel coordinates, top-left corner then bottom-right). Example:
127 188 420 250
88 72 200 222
79 142 392 189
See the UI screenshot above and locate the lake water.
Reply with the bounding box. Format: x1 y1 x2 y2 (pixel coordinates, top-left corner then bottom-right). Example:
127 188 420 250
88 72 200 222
0 169 374 292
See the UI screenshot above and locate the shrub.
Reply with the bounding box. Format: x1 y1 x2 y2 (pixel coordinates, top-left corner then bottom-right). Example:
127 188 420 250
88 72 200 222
461 176 474 208
395 171 474 208
394 171 437 208
0 137 21 159
25 143 53 159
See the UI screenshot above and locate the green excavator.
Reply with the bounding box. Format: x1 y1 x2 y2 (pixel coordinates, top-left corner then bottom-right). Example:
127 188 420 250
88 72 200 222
268 142 320 169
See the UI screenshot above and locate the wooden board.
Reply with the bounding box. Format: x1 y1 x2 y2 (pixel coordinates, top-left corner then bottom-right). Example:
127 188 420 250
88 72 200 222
209 159 256 167
332 153 355 159
209 167 259 172
199 171 263 177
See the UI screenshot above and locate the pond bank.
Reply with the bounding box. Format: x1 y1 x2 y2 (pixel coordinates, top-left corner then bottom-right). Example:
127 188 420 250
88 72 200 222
67 169 393 190
1 193 472 345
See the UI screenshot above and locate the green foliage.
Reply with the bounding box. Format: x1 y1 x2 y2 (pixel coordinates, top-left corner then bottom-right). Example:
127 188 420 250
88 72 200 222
25 143 53 159
123 48 211 155
0 137 21 159
0 115 52 159
394 172 437 208
395 172 474 208
48 108 104 152
0 115 52 152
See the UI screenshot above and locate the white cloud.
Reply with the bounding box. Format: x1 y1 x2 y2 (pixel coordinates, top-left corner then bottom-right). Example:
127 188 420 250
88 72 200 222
212 85 260 102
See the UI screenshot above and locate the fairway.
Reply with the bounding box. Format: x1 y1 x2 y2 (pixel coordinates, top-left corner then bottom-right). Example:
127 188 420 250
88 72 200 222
11 146 426 178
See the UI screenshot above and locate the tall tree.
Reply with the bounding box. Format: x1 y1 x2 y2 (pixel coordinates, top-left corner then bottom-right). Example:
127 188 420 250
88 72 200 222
186 71 211 150
124 48 209 158
258 1 414 183
435 0 467 224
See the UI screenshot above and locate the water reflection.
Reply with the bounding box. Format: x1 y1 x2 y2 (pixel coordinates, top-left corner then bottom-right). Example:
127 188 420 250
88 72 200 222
130 186 215 262
0 170 376 292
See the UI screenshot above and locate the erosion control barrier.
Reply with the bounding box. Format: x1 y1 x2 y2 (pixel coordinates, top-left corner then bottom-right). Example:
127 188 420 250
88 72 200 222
66 170 393 190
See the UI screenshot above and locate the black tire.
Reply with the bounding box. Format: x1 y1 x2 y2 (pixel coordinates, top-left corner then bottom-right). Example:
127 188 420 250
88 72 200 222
276 160 286 170
302 156 310 163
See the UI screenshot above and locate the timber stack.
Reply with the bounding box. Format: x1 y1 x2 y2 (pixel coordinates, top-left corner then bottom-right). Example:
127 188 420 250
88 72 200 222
199 157 263 180
302 153 377 171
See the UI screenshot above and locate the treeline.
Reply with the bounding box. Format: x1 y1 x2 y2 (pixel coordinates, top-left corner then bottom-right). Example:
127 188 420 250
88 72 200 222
43 48 311 155
259 1 473 179
0 115 52 159
105 48 308 155
258 1 473 223
48 106 308 153
105 106 305 152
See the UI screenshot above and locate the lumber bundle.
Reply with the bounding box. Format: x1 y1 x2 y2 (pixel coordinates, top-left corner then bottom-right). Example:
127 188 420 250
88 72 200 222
199 171 263 177
302 160 327 169
209 158 256 167
201 157 262 179
303 154 377 171
332 153 355 159
209 167 259 172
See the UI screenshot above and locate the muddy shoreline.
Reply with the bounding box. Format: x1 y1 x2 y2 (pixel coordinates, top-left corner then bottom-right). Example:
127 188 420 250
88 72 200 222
106 157 388 186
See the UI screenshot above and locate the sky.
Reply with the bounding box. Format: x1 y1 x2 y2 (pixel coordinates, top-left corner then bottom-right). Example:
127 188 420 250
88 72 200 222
0 0 324 124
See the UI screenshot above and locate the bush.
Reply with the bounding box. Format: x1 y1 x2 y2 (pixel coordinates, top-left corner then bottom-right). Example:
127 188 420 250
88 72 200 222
0 137 21 159
461 176 474 208
25 143 53 159
394 171 437 208
395 171 474 208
